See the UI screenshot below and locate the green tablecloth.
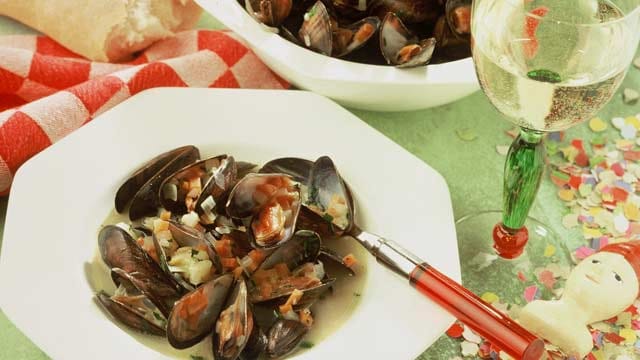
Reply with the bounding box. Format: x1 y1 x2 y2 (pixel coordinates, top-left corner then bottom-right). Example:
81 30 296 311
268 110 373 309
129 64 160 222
0 12 639 360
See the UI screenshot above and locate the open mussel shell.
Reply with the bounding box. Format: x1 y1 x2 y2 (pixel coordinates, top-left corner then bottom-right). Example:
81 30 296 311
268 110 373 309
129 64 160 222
240 322 268 360
445 0 471 36
379 12 436 68
167 273 235 349
257 230 322 272
226 173 302 249
120 146 199 221
333 16 380 57
159 155 237 220
246 0 293 27
213 278 252 360
307 156 354 234
319 246 356 276
369 0 442 24
251 276 336 309
267 319 309 358
95 291 166 336
432 15 470 61
99 225 184 317
331 0 370 19
170 221 223 273
259 158 313 183
298 0 333 56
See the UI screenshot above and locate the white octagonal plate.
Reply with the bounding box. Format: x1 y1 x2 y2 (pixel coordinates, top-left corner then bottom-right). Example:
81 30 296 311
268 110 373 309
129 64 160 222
0 88 460 360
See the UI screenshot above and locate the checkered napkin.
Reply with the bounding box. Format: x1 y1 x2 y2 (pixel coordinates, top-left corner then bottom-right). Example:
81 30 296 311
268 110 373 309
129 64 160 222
0 30 289 196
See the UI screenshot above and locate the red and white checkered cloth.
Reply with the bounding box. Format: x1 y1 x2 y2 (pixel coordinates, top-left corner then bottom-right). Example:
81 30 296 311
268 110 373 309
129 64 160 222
0 30 289 196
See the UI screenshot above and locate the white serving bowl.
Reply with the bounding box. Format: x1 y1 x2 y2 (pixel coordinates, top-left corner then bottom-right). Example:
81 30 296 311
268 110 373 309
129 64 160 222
196 0 479 111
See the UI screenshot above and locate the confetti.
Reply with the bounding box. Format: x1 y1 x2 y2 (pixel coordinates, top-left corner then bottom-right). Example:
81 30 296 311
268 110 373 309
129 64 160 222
481 292 500 304
562 213 579 228
623 88 639 105
462 326 482 344
575 246 596 260
523 285 541 303
538 270 556 289
612 117 626 130
558 189 575 201
543 244 557 257
590 117 608 132
496 145 510 156
620 124 637 140
625 116 640 129
456 128 478 142
460 341 479 356
619 329 636 345
614 215 630 233
470 252 498 271
604 332 626 345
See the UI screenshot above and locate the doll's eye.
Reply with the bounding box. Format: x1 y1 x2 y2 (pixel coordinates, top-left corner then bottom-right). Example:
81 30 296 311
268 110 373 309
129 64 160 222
592 259 600 264
614 273 622 282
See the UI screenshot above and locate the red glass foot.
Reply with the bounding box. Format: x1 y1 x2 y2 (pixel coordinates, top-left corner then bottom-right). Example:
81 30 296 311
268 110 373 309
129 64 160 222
492 223 529 259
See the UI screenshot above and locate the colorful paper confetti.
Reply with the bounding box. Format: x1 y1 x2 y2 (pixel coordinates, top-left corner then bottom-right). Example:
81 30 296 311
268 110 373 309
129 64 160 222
589 117 608 132
623 88 639 105
456 128 478 142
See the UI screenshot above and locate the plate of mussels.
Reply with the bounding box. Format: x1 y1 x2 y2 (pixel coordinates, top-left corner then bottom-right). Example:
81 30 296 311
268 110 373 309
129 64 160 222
196 0 479 111
0 88 461 359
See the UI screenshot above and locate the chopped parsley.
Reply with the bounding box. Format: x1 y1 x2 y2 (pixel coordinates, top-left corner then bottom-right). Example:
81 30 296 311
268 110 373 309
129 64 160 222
299 340 314 349
152 312 164 321
190 356 205 360
353 292 361 297
191 249 199 257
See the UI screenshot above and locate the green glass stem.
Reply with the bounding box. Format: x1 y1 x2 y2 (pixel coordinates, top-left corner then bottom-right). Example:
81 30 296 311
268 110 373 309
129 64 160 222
502 128 545 230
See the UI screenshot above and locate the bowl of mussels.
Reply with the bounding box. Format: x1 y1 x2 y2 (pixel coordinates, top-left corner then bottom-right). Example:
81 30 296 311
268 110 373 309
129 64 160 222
196 0 479 111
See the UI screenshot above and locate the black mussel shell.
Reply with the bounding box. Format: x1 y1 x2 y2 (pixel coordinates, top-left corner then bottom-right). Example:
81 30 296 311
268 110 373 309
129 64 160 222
267 319 308 358
259 158 313 183
369 0 442 24
126 146 200 221
298 1 333 56
159 155 236 219
240 322 268 360
213 278 252 360
251 276 335 309
379 12 436 68
445 0 471 36
319 246 356 276
257 230 322 272
307 156 354 233
333 16 380 57
167 274 235 349
115 146 198 213
226 173 302 249
246 0 293 27
98 225 184 317
95 291 166 336
432 15 470 61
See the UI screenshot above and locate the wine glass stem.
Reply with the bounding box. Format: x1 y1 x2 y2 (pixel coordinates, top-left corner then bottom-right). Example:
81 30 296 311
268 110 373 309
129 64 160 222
492 128 545 258
502 128 545 229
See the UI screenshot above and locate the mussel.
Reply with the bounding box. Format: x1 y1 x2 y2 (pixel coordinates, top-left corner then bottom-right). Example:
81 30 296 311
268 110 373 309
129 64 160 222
369 0 442 24
298 1 380 58
246 0 293 27
159 155 237 225
226 173 302 249
167 273 235 349
379 12 436 68
95 268 167 336
98 225 184 317
115 146 199 221
445 0 471 36
267 319 309 358
213 278 253 360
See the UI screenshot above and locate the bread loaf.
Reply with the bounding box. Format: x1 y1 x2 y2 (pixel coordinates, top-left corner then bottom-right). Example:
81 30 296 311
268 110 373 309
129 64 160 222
0 0 202 62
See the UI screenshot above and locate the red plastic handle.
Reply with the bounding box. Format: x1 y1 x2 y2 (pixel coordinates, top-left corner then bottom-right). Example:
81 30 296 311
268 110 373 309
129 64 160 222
410 263 546 360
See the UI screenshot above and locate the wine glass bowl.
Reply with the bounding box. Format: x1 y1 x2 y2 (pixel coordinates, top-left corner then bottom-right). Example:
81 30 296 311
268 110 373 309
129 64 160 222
472 0 640 132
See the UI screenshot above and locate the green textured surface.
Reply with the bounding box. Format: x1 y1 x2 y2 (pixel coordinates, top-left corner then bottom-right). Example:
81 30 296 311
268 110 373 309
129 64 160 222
0 10 639 360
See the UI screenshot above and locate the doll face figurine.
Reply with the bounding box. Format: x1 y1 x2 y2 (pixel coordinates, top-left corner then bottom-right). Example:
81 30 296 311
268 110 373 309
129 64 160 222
563 251 638 323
